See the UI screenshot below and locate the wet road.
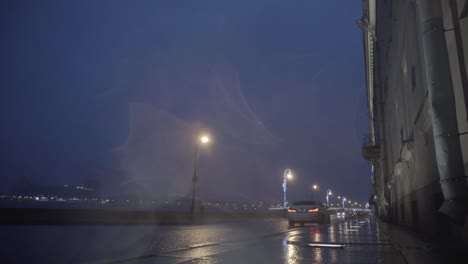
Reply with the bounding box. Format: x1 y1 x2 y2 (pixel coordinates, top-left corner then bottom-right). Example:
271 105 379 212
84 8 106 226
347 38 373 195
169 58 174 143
0 215 453 264
111 216 404 264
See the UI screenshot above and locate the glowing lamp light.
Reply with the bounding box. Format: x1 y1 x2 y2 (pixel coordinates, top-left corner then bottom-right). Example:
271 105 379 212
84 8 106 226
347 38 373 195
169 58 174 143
200 135 210 143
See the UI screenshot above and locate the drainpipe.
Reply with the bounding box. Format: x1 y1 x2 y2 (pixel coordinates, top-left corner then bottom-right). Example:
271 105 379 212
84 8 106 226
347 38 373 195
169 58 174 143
416 0 468 224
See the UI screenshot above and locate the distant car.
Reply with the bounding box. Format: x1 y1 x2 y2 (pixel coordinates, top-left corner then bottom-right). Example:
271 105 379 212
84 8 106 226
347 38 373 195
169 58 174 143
287 200 330 227
336 210 346 218
345 211 358 219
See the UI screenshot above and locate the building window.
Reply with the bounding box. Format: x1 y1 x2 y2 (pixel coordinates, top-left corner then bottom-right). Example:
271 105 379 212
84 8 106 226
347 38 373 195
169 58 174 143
411 66 416 92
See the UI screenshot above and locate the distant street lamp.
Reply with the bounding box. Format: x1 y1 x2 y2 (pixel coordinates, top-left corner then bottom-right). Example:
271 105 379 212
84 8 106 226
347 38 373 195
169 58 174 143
311 184 318 200
342 197 347 209
190 128 210 214
326 189 332 208
283 169 293 208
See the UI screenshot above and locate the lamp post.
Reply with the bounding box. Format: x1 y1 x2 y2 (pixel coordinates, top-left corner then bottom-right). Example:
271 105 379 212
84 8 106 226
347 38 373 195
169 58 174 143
342 197 347 209
190 129 210 215
311 184 318 200
283 169 293 208
326 189 332 207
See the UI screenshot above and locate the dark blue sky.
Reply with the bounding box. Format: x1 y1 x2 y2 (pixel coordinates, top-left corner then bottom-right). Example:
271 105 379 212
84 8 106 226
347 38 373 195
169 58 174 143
0 0 370 204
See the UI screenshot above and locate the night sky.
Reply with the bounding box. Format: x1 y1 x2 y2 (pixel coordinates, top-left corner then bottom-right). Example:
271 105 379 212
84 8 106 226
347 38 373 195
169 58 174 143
0 1 370 204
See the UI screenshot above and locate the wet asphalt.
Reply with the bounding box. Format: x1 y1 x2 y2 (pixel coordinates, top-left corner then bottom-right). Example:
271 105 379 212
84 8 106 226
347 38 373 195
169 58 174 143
1 215 466 264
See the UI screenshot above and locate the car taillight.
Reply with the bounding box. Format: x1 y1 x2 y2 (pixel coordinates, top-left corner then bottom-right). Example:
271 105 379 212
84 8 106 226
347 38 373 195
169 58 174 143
308 208 319 212
288 208 297 213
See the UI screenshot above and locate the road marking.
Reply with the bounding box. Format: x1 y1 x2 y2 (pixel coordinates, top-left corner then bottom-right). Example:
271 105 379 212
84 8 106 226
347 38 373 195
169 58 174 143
307 243 346 248
286 240 393 247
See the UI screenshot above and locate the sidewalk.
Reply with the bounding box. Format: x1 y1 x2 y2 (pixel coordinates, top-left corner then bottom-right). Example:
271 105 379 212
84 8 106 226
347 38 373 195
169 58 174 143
379 219 468 264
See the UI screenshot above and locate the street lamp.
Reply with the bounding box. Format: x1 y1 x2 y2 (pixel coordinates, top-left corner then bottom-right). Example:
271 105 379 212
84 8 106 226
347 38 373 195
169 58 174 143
190 129 210 214
342 197 347 209
326 189 332 208
311 184 318 200
283 169 293 208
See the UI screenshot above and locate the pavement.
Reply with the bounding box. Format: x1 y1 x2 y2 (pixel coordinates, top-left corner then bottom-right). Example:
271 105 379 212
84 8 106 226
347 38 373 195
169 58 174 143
1 215 467 264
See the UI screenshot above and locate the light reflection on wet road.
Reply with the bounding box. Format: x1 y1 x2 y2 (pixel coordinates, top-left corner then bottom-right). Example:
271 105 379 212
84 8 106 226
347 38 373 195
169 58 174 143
2 215 448 264
111 216 405 264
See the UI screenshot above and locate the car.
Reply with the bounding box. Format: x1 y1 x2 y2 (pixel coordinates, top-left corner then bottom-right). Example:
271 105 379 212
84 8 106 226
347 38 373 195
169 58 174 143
287 200 330 227
345 211 358 219
336 210 346 218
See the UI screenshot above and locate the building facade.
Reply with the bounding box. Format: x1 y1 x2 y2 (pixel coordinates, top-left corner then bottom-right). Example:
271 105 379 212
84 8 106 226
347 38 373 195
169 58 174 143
360 0 468 241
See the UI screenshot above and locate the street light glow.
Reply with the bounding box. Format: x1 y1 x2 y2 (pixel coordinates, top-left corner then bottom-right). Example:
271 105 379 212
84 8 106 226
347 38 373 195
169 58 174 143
338 196 341 199
200 135 210 143
313 185 318 189
328 191 332 196
287 173 293 179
